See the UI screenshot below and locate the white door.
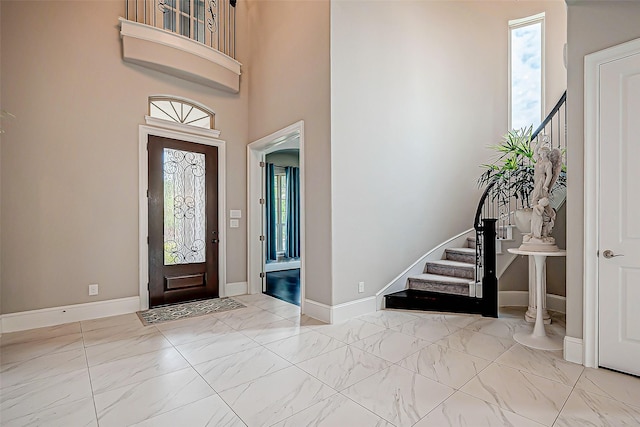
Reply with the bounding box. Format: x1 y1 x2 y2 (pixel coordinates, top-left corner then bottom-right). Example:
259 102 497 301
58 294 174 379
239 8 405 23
599 50 640 376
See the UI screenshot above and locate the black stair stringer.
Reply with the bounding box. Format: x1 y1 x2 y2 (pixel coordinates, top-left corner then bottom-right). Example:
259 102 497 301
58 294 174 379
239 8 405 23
384 289 489 316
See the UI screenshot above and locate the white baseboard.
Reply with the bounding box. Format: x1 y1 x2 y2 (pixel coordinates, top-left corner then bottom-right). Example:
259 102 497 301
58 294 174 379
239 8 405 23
226 281 248 297
1 297 140 333
303 299 331 323
564 336 583 365
546 294 566 313
498 291 566 313
304 296 377 324
332 297 376 324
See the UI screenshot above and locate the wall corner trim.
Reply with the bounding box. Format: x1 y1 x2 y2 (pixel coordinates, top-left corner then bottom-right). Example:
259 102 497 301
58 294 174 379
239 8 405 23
303 299 332 323
0 297 140 333
564 336 584 365
226 282 248 297
304 296 377 324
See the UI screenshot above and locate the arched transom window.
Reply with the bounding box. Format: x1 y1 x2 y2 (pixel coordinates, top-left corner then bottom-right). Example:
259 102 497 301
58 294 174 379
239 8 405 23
149 96 216 129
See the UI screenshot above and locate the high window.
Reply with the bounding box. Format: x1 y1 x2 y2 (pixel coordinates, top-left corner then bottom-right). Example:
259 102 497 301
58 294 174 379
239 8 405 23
149 96 216 129
509 13 544 131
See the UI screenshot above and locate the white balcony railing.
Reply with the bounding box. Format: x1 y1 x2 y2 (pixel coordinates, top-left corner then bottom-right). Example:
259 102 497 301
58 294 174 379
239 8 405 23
125 0 236 59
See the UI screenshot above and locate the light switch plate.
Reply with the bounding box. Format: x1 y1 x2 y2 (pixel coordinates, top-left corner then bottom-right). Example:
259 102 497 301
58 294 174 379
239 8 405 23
230 210 242 218
230 219 240 228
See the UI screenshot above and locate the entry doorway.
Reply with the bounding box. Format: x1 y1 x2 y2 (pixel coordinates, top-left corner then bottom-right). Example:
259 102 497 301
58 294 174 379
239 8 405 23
138 110 227 312
247 122 305 311
147 136 220 307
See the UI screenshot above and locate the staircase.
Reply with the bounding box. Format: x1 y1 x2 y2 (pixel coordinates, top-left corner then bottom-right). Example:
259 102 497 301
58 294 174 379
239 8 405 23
385 237 487 314
407 239 475 295
384 91 567 318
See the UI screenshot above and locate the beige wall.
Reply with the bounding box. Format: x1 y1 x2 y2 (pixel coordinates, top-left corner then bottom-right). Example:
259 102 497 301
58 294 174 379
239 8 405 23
565 0 640 338
247 0 332 305
330 0 567 304
0 0 249 313
547 201 567 297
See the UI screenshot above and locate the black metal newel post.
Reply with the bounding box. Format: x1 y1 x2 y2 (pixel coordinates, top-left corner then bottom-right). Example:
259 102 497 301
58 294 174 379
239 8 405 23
481 218 498 318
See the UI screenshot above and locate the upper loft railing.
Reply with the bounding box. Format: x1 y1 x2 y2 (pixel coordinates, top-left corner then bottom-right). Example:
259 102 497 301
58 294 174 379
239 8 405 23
125 0 237 58
473 91 567 317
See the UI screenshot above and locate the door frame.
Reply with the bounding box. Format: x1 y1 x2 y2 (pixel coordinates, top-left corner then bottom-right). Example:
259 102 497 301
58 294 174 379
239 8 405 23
139 119 226 310
584 37 640 368
247 121 305 311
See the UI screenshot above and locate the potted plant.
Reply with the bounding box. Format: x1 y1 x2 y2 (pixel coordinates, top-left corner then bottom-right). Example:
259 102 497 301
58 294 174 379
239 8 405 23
478 126 566 232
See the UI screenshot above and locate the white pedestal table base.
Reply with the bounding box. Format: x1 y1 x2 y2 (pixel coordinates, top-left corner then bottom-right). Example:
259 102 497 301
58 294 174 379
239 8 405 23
508 248 566 352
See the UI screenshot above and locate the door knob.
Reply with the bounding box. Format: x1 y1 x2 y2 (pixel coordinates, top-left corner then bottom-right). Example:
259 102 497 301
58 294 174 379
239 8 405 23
603 250 623 259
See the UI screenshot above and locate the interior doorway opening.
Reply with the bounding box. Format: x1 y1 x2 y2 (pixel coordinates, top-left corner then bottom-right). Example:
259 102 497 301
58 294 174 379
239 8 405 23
264 149 300 305
247 122 305 311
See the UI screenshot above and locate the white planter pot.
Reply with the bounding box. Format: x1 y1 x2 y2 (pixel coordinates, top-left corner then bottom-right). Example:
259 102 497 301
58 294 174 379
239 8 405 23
514 208 533 234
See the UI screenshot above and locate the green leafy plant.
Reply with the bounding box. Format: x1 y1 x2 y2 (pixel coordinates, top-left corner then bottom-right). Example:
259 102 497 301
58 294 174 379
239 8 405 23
478 126 566 209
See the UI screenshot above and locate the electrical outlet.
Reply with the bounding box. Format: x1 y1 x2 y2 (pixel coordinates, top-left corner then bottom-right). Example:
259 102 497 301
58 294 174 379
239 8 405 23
358 281 365 293
88 284 99 296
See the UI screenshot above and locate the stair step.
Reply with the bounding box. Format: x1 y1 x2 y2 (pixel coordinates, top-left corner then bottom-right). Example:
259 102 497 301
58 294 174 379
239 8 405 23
466 237 476 248
384 289 485 315
424 260 475 280
445 247 476 264
408 273 471 296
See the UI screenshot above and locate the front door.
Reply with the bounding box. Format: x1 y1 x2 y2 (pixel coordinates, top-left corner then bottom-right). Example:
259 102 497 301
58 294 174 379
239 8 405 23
148 135 219 307
598 49 640 376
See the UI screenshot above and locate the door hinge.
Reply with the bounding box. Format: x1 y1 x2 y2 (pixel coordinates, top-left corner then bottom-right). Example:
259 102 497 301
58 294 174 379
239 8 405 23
146 189 149 198
147 282 150 290
147 236 149 244
259 272 265 278
259 161 265 167
596 249 600 257
259 235 265 241
259 198 265 205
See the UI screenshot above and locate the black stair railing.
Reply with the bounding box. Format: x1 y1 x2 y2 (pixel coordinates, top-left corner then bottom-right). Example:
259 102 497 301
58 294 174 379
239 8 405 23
473 91 567 318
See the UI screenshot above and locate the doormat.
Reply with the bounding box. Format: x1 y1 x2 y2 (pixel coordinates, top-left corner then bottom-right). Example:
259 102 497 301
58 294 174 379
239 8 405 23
137 298 245 325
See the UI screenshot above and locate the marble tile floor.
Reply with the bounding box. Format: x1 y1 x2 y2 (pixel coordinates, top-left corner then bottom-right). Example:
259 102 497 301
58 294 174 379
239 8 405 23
1 295 639 426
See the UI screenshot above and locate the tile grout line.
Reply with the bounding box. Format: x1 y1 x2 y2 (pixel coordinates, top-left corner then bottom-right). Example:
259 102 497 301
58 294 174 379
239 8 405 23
81 326 102 427
174 302 304 426
549 366 586 427
146 318 249 425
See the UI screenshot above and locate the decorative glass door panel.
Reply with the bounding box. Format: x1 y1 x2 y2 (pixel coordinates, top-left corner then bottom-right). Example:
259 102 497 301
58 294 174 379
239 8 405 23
163 148 206 265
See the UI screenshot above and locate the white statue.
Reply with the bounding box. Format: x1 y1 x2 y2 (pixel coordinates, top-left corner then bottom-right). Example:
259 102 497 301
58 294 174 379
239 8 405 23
520 142 562 252
542 202 556 237
530 197 555 239
531 143 562 205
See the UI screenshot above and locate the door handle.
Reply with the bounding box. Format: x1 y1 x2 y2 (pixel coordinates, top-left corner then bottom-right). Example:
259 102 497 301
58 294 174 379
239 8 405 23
602 250 623 259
